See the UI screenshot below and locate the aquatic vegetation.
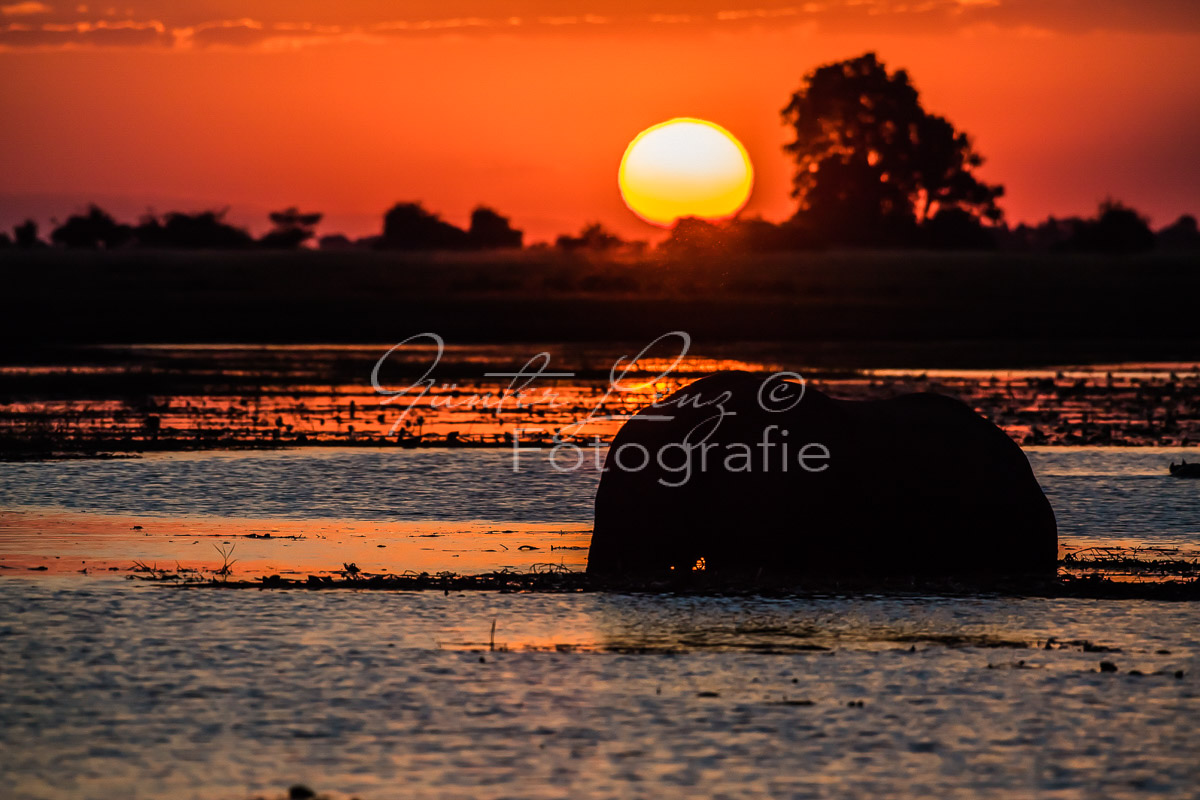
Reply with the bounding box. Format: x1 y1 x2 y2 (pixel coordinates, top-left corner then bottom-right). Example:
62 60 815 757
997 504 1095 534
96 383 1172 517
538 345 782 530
4 347 1200 457
1061 546 1200 578
213 543 237 580
124 556 1200 600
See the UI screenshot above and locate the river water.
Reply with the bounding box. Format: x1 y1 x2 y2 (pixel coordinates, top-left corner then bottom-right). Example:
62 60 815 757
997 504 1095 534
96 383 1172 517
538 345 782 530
1 447 1199 799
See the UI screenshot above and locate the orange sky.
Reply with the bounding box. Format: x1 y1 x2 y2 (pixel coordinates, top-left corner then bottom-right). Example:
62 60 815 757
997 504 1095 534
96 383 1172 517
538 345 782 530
1 1 1198 242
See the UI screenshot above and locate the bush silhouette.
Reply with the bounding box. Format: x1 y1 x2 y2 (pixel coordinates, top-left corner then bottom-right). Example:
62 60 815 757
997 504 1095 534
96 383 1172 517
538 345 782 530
259 208 323 249
1065 200 1155 253
1157 215 1200 250
923 207 996 250
317 233 354 250
467 206 523 249
13 219 43 248
556 223 624 252
379 203 470 250
659 216 811 255
50 205 134 249
135 210 253 249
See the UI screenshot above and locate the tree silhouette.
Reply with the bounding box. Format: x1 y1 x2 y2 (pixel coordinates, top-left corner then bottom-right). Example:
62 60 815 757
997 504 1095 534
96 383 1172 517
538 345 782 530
467 206 523 249
259 207 323 249
1002 216 1080 251
660 216 796 254
782 52 1003 244
1157 215 1200 250
1066 199 1155 253
379 202 469 250
134 210 253 249
659 217 731 254
922 207 996 250
909 113 1004 225
51 205 134 249
13 219 42 248
317 233 355 250
997 200 1160 253
556 223 624 252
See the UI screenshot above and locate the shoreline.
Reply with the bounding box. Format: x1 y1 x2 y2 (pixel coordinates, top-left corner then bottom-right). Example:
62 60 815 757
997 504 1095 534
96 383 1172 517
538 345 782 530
3 250 1200 362
2 505 1196 600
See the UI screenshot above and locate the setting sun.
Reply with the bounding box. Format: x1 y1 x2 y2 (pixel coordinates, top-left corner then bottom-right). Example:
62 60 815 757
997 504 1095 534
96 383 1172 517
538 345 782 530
618 118 754 227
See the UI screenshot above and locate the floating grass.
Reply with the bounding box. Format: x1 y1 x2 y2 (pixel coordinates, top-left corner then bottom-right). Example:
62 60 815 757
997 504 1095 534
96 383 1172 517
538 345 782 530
138 560 1200 600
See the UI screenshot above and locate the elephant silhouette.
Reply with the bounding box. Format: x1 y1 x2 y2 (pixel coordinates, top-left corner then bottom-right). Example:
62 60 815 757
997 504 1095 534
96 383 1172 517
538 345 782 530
588 371 1057 579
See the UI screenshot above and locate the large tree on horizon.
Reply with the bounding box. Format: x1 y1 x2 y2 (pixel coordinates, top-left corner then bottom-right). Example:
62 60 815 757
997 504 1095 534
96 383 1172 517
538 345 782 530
782 52 1003 242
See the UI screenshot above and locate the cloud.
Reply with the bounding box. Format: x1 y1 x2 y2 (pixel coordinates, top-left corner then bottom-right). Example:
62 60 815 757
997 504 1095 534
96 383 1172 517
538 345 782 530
175 18 263 48
0 17 166 48
1 2 52 15
0 1 1197 50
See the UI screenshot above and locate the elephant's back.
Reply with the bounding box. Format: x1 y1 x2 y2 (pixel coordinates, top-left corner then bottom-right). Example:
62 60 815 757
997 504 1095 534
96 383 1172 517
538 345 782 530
589 373 1057 579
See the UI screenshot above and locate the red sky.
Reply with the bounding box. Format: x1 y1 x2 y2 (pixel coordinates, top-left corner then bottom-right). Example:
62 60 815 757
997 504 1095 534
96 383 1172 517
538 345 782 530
1 1 1198 242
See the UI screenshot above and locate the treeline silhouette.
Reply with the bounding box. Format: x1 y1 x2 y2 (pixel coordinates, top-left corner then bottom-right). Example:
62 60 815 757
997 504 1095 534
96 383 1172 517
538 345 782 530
3 198 1195 256
654 202 1200 255
0 203 526 253
1 51 1197 256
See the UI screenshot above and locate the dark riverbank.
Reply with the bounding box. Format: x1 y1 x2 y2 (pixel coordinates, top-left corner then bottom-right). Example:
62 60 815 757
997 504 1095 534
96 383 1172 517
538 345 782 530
3 249 1199 366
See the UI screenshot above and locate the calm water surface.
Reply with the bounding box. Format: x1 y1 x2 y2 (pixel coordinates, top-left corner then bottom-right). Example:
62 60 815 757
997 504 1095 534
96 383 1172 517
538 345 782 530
2 446 1199 799
1 581 1199 800
2 446 1199 545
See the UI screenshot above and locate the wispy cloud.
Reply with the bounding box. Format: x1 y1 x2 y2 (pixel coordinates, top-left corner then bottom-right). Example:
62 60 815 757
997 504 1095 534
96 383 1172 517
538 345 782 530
1 2 52 16
716 7 801 21
372 17 496 33
0 17 167 48
1 1 1197 51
